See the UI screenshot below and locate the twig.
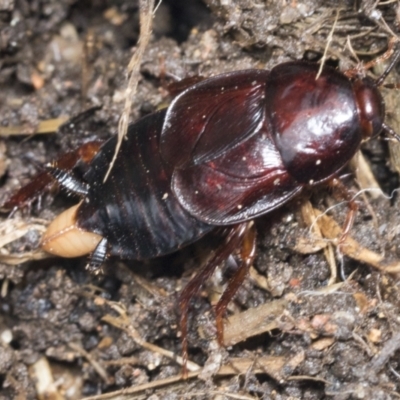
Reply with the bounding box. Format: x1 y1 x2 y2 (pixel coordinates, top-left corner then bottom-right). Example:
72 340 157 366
68 342 111 384
104 0 155 182
0 118 68 136
80 356 296 400
102 313 201 372
316 8 341 80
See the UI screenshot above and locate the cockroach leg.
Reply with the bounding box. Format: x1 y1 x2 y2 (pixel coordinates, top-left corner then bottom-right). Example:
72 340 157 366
215 222 257 346
2 170 55 213
328 178 358 245
344 37 400 82
178 222 253 377
374 39 400 87
1 140 103 211
86 237 109 274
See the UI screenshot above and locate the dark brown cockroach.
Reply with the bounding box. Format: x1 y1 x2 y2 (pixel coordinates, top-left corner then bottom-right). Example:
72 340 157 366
4 47 400 374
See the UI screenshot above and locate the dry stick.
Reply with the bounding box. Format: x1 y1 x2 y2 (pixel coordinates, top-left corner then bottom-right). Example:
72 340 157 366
81 371 201 400
301 201 337 285
102 313 201 372
248 265 270 292
68 342 111 384
0 117 69 136
223 298 288 346
103 0 155 182
0 251 49 265
76 292 200 371
181 392 257 400
312 208 400 272
351 152 382 200
379 0 398 5
295 203 400 272
80 356 290 400
376 15 399 44
316 8 341 80
287 375 331 384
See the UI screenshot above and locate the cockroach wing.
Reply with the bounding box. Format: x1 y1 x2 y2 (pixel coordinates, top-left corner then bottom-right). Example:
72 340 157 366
160 69 270 168
172 124 303 224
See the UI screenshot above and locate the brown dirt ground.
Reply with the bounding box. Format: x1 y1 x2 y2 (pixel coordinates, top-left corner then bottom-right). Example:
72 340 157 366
1 1 400 399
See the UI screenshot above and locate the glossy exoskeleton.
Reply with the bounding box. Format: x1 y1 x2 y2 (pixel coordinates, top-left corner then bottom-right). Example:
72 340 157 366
4 56 399 374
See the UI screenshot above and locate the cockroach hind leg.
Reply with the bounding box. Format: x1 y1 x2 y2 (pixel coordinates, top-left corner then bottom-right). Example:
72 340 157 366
45 164 89 197
215 222 257 346
1 140 103 212
86 237 109 274
1 170 54 211
179 247 223 378
178 222 254 376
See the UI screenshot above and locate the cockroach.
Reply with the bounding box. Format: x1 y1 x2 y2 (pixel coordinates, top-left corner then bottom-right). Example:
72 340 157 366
4 45 400 375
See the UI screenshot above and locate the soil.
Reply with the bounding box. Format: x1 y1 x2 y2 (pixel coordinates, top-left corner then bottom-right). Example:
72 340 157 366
1 1 400 399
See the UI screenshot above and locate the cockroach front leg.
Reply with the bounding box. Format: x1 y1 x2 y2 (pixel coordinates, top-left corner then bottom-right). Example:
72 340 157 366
178 221 255 377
